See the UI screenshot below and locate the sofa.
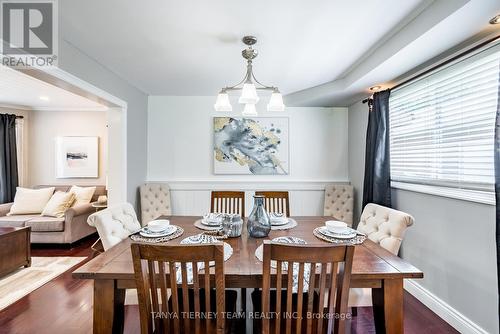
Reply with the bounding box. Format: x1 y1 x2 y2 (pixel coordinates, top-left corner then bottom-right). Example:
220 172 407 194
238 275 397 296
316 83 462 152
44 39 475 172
0 185 106 244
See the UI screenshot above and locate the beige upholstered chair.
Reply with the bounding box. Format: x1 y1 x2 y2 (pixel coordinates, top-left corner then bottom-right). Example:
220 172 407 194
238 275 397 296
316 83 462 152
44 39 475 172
87 202 141 251
350 203 414 308
140 183 172 225
323 184 354 226
87 202 142 305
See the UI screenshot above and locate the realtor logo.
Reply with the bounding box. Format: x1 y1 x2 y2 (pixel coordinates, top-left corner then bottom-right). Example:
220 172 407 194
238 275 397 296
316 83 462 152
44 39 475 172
0 0 58 67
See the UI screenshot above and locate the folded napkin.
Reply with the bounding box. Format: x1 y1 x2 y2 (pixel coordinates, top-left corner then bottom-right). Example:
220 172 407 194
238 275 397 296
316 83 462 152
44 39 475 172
269 212 288 224
203 213 224 224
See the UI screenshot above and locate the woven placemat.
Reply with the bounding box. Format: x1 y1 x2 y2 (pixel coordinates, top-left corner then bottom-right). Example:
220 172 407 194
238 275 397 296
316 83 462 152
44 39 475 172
312 227 366 245
130 225 184 243
194 219 222 231
271 218 298 231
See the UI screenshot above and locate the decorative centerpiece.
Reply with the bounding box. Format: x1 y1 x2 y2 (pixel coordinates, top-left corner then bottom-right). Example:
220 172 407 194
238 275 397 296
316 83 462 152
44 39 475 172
247 195 271 238
222 214 243 238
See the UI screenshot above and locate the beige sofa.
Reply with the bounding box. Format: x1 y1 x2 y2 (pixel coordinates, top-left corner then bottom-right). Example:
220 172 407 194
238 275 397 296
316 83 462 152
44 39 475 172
0 185 106 244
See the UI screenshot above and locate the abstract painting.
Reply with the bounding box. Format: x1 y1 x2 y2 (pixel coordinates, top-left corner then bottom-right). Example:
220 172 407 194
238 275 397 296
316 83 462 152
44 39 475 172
55 136 98 178
213 117 289 175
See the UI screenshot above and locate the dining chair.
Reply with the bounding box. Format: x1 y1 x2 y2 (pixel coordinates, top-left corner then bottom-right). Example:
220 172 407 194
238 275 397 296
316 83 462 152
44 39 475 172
87 202 141 251
350 203 414 314
254 191 290 217
210 191 245 217
253 242 355 334
132 243 237 334
323 184 353 227
140 183 172 225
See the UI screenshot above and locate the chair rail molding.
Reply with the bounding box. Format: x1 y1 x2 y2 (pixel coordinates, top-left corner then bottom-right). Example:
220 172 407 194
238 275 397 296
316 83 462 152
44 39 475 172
148 179 350 191
147 179 351 216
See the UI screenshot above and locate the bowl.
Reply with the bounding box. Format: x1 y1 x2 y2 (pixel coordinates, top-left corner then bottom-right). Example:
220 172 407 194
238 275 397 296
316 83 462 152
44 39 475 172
325 220 348 233
148 219 170 232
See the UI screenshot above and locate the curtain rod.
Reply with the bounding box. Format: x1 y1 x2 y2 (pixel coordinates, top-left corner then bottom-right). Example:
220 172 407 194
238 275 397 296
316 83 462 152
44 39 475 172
392 34 500 91
0 114 24 119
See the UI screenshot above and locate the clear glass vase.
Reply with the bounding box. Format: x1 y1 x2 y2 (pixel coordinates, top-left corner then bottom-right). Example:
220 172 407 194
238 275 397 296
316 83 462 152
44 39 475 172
247 195 271 238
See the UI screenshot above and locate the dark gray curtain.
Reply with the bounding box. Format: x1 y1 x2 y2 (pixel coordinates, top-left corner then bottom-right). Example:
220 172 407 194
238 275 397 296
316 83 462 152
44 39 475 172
0 114 18 203
494 64 500 324
362 89 392 209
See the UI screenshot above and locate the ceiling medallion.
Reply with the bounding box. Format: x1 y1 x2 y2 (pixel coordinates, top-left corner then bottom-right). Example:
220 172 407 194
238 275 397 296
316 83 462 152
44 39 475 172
214 36 285 115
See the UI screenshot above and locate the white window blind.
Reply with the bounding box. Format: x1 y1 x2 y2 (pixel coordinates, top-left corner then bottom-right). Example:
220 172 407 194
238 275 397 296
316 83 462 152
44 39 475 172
389 43 500 195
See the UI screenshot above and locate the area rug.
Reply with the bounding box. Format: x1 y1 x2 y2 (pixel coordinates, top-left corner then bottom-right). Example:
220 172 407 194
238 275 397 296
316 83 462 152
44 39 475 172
0 256 86 310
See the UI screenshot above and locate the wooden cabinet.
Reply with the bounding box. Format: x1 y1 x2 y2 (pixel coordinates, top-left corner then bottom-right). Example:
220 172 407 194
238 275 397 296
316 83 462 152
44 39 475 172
0 227 31 277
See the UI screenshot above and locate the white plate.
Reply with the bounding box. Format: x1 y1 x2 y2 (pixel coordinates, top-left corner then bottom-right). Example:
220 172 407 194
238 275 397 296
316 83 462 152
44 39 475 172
200 219 222 227
139 225 177 238
270 218 289 226
318 226 357 239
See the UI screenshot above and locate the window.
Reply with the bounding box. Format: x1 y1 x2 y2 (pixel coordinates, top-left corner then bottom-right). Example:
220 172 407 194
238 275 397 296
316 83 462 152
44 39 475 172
389 42 500 204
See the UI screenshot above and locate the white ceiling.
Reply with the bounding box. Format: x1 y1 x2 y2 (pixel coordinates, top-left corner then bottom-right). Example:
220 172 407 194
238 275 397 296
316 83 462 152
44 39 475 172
59 0 500 106
0 65 108 111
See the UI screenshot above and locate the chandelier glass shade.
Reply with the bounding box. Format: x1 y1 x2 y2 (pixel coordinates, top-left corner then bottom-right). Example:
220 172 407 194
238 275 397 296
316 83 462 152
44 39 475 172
214 36 285 114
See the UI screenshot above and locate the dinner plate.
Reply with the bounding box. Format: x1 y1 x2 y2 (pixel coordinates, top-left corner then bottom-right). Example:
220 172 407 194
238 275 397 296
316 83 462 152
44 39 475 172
139 225 177 238
200 219 222 227
270 218 289 226
317 226 357 239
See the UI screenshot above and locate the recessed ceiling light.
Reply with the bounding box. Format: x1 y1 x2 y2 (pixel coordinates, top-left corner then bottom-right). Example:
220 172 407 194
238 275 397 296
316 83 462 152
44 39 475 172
369 85 382 91
490 14 500 25
39 96 49 101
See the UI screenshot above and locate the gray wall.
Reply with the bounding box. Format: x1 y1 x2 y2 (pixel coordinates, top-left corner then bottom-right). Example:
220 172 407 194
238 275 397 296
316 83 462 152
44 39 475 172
348 100 499 334
57 39 148 207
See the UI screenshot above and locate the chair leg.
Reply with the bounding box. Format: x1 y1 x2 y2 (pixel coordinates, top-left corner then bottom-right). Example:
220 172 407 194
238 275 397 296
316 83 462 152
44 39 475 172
351 306 358 317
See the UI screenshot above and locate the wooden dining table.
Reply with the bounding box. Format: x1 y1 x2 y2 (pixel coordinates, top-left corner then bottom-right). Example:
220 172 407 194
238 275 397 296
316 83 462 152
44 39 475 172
73 216 423 334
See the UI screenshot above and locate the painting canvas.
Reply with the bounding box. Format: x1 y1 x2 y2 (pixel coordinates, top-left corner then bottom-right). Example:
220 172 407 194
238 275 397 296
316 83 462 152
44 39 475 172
56 136 98 178
213 117 289 175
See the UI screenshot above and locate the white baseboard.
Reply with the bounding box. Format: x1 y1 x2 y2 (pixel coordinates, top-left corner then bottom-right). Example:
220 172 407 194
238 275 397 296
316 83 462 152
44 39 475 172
404 280 489 334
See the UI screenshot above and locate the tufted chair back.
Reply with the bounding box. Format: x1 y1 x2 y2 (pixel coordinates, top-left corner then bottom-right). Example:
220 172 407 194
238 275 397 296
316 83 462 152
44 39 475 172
87 203 141 251
357 203 414 255
323 184 354 226
140 183 172 225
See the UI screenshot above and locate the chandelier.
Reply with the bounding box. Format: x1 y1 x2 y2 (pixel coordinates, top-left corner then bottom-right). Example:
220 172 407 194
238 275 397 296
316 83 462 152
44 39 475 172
214 36 285 115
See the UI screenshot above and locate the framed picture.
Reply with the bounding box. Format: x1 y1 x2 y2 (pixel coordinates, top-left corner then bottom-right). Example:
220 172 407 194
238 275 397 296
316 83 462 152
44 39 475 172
55 136 99 178
213 117 289 175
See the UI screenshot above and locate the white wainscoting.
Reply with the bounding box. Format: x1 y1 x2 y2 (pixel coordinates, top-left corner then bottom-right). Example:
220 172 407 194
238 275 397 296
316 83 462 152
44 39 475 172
148 180 350 216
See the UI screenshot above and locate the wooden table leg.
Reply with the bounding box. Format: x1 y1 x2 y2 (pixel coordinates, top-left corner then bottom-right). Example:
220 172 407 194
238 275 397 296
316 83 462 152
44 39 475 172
372 278 404 334
93 279 126 334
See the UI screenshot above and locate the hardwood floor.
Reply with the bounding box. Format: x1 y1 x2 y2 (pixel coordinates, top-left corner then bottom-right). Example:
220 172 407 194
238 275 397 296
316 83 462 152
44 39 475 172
0 235 459 334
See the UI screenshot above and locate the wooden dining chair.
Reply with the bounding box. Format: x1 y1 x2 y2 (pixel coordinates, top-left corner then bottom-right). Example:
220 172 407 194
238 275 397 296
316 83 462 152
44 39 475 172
253 242 354 334
131 243 237 334
210 191 245 217
255 191 290 217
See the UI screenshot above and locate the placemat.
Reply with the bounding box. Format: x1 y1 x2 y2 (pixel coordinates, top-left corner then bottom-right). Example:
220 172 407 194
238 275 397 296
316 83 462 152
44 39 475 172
130 225 184 243
312 227 366 245
255 236 307 264
254 236 310 293
271 218 298 230
194 219 222 231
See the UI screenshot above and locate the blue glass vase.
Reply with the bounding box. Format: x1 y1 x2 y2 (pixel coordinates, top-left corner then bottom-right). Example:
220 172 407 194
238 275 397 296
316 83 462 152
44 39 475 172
247 195 271 238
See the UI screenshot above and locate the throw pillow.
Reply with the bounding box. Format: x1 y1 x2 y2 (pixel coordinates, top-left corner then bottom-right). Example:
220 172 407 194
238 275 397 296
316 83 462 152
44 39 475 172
70 185 96 206
8 187 55 215
41 191 76 218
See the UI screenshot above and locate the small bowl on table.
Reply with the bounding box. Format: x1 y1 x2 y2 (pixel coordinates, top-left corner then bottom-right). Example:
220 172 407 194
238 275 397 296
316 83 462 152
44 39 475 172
147 219 170 233
325 220 348 234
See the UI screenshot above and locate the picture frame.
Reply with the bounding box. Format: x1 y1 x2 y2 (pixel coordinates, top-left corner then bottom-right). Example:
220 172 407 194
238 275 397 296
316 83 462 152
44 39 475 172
213 116 289 175
55 136 99 178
